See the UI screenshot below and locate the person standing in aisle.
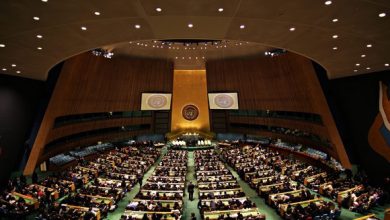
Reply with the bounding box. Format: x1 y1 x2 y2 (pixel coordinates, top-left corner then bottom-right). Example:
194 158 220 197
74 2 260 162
188 182 195 201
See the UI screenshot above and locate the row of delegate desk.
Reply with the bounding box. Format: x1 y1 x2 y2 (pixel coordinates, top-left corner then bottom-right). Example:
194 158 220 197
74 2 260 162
195 149 265 220
122 150 188 220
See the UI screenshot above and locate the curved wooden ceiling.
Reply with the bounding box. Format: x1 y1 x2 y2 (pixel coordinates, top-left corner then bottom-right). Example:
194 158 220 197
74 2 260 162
0 0 389 80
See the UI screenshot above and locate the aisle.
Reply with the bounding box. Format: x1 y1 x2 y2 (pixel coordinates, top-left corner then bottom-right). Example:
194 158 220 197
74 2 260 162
182 151 202 220
224 164 282 220
107 147 168 220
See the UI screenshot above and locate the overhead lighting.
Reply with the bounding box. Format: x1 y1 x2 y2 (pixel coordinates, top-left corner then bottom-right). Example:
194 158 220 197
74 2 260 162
94 11 101 16
2 68 7 71
366 67 371 70
240 24 245 29
379 12 386 18
354 69 358 72
156 8 162 12
361 54 366 58
37 47 43 50
385 63 389 67
134 24 141 29
16 70 21 74
289 27 296 31
33 16 40 21
41 0 48 2
325 1 332 5
188 23 193 28
332 46 338 50
0 44 5 47
366 44 372 48
218 8 224 12
36 34 43 39
81 26 87 31
332 18 338 22
332 35 338 39
355 63 360 66
11 64 16 67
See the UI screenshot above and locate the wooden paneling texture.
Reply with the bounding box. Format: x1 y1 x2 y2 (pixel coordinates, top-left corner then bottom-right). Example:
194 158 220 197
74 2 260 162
24 53 173 174
206 52 351 168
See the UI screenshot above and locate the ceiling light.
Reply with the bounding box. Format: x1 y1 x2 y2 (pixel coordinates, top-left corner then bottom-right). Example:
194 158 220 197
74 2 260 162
36 34 43 39
366 44 372 48
355 63 360 66
81 26 87 31
16 70 21 74
0 44 5 47
41 0 48 2
385 63 389 67
11 64 16 67
361 54 366 58
134 24 141 29
156 8 162 12
332 35 338 39
37 47 43 50
2 68 7 71
333 46 338 50
354 69 358 72
289 27 296 31
33 16 40 21
332 18 338 22
379 12 386 18
94 11 100 16
188 23 193 28
366 67 371 70
325 1 332 5
218 8 224 12
240 24 245 29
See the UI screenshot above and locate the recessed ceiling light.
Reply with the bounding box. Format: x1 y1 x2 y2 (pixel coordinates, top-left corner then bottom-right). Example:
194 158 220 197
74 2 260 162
332 34 338 39
332 18 338 23
188 23 194 28
33 16 40 21
81 26 87 31
361 54 366 58
379 12 386 18
385 63 389 67
366 44 372 48
333 46 338 50
41 0 48 2
355 63 360 66
134 24 141 29
0 44 5 47
240 24 245 29
366 67 371 70
289 27 296 31
37 47 43 50
11 64 16 67
354 69 358 72
325 1 332 5
156 8 162 12
16 70 21 74
36 34 43 39
2 68 7 71
94 11 100 16
218 8 224 12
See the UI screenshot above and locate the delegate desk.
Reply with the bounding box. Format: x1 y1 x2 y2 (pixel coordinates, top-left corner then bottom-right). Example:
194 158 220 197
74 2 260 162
353 214 377 220
59 180 76 191
199 188 242 197
304 172 327 186
122 210 176 220
80 194 114 206
337 185 361 204
132 199 183 208
268 189 303 205
28 184 59 200
279 198 322 217
11 192 39 209
203 208 264 220
62 204 101 220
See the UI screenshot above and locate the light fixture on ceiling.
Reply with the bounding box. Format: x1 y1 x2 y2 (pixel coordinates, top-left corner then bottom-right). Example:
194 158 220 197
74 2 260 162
188 23 194 28
379 12 386 18
366 67 371 70
218 8 224 12
36 34 43 39
81 26 87 31
240 24 245 29
332 46 338 50
134 24 141 29
0 44 5 47
37 47 43 50
325 1 332 5
2 68 7 71
385 63 389 67
33 16 40 21
94 11 101 16
354 69 358 72
16 70 21 74
41 0 48 2
11 64 16 67
332 35 338 39
355 63 360 66
156 8 162 12
366 44 372 48
332 18 338 22
361 54 366 58
289 27 296 31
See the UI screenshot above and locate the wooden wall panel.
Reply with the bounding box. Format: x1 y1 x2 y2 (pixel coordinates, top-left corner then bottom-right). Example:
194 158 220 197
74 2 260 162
24 53 173 175
207 52 350 168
